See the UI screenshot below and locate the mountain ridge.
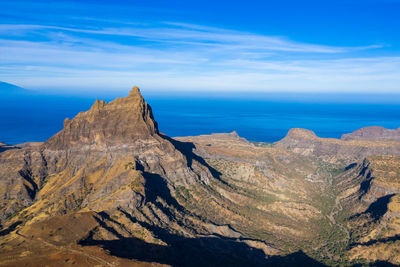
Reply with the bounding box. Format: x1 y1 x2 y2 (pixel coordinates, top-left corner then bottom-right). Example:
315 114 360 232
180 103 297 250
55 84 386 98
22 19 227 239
1 87 400 266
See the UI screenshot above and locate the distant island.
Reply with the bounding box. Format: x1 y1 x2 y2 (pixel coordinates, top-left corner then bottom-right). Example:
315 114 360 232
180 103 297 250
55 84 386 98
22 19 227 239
0 81 27 94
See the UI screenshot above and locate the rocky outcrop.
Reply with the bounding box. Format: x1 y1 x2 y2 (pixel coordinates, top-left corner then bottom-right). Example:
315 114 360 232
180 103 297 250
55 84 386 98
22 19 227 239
275 128 400 162
342 126 400 142
45 87 159 149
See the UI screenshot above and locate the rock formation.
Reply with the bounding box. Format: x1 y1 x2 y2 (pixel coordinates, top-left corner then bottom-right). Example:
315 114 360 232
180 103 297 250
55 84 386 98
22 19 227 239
46 87 159 149
276 127 400 163
341 126 400 141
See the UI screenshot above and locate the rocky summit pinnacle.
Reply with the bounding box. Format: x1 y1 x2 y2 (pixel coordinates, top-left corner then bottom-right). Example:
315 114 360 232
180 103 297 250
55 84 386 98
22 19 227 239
45 86 159 149
129 85 141 96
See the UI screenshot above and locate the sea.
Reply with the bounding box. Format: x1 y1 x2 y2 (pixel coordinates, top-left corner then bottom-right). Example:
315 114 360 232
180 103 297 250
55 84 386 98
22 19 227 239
1 92 400 145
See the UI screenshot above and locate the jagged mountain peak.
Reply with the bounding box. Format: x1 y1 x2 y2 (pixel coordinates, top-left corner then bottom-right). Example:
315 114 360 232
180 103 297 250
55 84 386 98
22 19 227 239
129 85 141 96
45 86 159 149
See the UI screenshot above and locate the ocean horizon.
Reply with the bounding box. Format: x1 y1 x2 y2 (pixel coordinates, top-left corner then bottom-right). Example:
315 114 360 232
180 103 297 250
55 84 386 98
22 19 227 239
1 92 400 145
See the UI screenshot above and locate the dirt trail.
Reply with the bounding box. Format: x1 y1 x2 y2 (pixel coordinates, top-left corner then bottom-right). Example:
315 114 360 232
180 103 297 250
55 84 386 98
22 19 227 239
327 170 350 243
330 195 350 242
313 173 350 253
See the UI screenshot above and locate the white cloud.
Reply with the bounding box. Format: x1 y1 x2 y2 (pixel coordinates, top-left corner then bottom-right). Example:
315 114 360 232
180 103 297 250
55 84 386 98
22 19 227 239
0 22 397 93
0 23 382 53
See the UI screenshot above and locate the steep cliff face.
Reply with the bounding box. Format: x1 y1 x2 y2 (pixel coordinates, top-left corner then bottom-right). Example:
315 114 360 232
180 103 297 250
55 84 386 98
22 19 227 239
45 87 159 149
334 156 400 264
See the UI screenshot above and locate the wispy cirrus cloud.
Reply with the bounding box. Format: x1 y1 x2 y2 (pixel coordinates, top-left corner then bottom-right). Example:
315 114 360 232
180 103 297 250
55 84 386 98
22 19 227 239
0 22 383 53
0 21 396 93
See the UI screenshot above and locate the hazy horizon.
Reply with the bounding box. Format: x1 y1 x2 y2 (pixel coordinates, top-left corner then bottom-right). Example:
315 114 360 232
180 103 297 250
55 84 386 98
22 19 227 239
2 80 400 104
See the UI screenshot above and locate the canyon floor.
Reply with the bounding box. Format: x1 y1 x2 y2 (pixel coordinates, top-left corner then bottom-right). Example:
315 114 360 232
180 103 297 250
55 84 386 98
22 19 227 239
1 87 400 266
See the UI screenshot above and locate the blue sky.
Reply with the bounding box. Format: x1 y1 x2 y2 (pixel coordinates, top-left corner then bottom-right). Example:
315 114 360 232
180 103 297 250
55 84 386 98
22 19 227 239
0 0 400 94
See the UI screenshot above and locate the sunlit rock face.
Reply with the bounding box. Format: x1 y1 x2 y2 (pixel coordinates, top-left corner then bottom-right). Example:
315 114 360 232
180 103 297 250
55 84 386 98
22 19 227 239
45 86 159 149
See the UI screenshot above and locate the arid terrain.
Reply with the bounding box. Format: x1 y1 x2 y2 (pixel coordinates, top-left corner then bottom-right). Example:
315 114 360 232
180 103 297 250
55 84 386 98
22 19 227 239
1 87 400 266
